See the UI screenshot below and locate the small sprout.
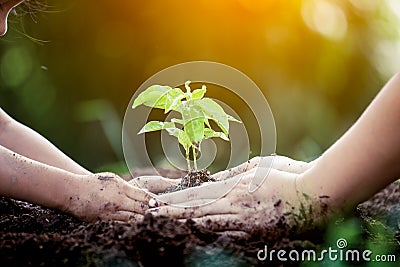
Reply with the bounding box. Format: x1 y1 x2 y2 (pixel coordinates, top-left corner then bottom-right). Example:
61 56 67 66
132 81 241 171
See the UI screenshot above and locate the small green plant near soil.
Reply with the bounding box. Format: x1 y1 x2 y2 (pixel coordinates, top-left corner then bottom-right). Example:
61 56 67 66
132 81 241 190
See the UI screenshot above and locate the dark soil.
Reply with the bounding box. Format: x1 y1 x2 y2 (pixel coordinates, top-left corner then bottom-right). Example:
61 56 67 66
164 169 215 193
1 169 400 266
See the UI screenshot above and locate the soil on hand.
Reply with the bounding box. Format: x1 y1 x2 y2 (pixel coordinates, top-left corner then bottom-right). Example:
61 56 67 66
1 170 400 266
164 169 215 193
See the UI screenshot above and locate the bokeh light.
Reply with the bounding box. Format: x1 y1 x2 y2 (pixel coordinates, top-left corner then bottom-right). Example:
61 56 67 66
302 0 348 41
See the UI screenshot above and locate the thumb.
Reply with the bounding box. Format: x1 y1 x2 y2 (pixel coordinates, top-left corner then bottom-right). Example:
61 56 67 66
130 176 181 194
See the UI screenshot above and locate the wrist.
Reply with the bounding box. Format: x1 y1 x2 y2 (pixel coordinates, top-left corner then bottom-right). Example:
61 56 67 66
293 172 334 224
298 165 351 218
51 173 85 212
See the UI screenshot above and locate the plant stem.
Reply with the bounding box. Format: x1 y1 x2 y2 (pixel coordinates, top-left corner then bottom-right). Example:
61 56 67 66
192 146 198 171
186 149 191 171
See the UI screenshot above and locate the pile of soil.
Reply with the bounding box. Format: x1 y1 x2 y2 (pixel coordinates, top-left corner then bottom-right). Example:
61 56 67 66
1 170 400 266
164 169 215 193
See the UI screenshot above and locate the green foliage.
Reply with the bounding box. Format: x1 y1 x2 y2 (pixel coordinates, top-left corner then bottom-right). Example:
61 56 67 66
132 81 240 171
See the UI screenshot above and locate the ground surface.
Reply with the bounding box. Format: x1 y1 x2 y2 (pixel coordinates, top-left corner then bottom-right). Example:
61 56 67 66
1 170 400 266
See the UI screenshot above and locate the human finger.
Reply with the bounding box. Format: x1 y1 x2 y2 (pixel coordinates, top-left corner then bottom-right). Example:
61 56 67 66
226 156 307 192
212 155 311 182
130 176 181 193
212 156 262 180
270 155 311 174
121 185 155 214
148 197 240 219
116 197 149 214
123 182 154 203
155 175 241 205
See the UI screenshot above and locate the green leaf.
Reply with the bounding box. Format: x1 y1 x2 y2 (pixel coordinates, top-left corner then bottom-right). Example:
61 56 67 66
178 130 191 151
184 80 192 94
181 103 205 143
193 98 229 135
171 118 184 125
204 118 211 128
166 127 180 137
138 121 175 134
132 85 171 109
191 85 206 100
204 128 229 141
165 88 186 113
227 114 241 123
133 82 240 163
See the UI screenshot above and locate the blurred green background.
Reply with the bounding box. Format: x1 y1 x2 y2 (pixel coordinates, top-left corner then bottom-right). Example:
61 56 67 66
0 0 399 173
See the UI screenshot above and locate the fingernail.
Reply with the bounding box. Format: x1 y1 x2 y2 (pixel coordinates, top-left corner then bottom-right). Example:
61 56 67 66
148 198 158 208
149 208 159 216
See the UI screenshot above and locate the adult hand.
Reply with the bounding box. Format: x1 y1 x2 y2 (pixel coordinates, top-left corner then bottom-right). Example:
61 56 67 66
64 172 152 222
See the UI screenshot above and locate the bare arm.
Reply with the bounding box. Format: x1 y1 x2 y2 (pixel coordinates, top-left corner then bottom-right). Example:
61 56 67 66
0 144 76 209
0 144 150 222
0 108 91 175
299 72 400 211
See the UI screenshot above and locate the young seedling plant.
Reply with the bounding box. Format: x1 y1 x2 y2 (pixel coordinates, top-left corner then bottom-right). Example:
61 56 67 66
132 81 240 189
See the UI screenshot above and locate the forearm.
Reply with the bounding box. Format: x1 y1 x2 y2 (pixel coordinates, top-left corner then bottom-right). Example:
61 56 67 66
299 73 400 210
0 109 91 175
0 144 79 210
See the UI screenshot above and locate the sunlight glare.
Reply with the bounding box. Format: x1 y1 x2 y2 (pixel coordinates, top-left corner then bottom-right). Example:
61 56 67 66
301 0 348 41
386 0 400 19
349 0 379 11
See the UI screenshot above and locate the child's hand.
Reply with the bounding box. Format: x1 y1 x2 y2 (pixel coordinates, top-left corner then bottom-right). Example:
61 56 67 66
63 172 151 222
212 155 313 180
129 176 181 194
148 168 301 231
147 156 324 232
